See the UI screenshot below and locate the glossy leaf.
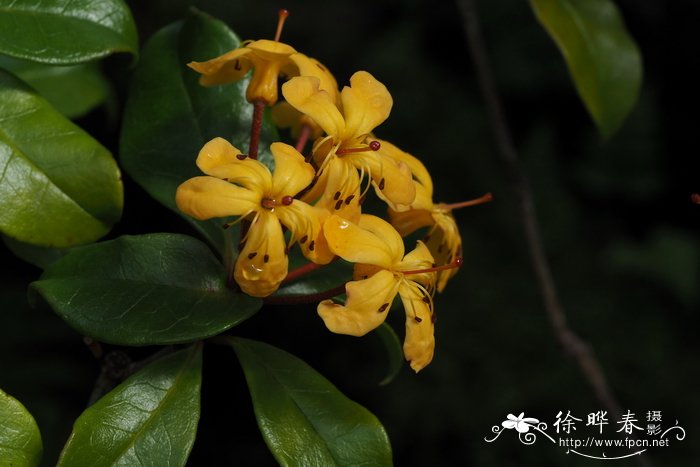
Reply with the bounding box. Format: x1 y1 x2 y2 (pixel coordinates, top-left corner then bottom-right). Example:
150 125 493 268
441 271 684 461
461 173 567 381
374 323 403 386
120 9 277 256
274 253 353 297
0 69 122 247
2 234 69 269
0 0 138 64
30 233 261 345
0 56 110 118
0 388 43 467
530 0 642 137
231 338 393 466
57 346 202 467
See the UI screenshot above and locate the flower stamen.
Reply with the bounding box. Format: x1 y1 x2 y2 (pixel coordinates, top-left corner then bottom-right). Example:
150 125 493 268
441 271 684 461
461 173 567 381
335 141 381 156
401 257 463 276
274 9 290 42
440 192 493 211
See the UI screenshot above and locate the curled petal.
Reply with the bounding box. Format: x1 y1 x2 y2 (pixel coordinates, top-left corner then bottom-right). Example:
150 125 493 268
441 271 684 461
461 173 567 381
175 176 259 220
502 420 517 430
376 139 433 195
276 201 334 265
288 53 339 103
340 71 392 143
234 211 288 297
348 151 415 209
426 212 462 292
269 142 315 197
283 76 345 138
246 39 297 58
188 48 253 86
318 270 400 336
323 214 402 269
196 138 272 193
399 280 435 372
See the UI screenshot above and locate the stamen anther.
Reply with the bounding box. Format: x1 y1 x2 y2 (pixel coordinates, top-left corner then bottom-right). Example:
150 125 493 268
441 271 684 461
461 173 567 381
281 195 294 205
274 9 290 42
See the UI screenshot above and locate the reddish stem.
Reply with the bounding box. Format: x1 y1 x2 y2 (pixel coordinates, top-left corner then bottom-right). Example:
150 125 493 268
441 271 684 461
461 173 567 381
249 100 266 159
282 256 338 284
295 124 312 153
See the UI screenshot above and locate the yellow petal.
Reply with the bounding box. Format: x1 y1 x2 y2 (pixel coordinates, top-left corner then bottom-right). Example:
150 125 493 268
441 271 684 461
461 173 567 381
175 176 259 220
388 207 434 237
282 76 345 138
376 139 433 196
196 138 272 193
399 280 435 372
188 48 252 86
234 211 289 297
288 53 339 102
340 71 392 143
313 157 362 222
398 240 436 289
323 214 403 268
269 142 315 197
426 212 462 292
276 201 334 264
347 151 415 209
317 270 399 336
246 39 297 58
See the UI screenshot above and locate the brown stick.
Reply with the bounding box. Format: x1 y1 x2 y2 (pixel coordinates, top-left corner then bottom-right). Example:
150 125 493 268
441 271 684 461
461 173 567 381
455 3 650 465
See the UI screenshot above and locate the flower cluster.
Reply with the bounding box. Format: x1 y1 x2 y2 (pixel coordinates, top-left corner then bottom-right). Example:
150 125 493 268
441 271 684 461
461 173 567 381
176 11 488 372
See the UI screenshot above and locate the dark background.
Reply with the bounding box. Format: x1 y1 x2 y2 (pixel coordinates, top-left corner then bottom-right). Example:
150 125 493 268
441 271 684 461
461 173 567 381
1 0 698 465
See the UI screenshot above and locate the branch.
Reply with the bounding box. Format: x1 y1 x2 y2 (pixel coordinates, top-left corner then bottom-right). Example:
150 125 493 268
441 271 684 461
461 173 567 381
455 3 650 466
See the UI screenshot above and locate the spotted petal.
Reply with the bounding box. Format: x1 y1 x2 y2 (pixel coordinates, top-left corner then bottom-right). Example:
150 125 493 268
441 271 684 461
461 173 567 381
276 201 334 265
399 280 435 373
318 270 400 336
234 211 288 297
175 176 259 220
346 151 415 209
323 214 403 269
377 139 433 195
283 76 345 138
340 71 392 143
188 47 253 86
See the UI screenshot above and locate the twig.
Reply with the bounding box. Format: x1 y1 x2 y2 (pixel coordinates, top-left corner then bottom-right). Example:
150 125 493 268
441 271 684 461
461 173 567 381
456 3 650 466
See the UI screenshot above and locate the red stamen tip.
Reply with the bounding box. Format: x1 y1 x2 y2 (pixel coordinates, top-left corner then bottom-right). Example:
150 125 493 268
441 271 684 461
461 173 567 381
455 257 463 267
692 193 700 204
281 195 294 205
369 140 381 151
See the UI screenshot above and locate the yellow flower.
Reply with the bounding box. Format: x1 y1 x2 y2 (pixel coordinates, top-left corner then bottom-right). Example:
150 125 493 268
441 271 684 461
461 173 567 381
189 41 337 106
317 214 439 372
176 137 333 297
382 140 465 292
282 71 415 220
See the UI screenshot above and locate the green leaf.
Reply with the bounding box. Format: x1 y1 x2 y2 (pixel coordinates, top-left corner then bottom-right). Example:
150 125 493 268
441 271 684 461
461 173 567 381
374 323 403 386
0 56 110 118
2 234 70 269
231 338 393 466
0 0 138 64
0 388 43 467
529 0 642 137
273 253 353 297
57 346 202 467
30 233 261 345
120 9 277 256
0 69 122 247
